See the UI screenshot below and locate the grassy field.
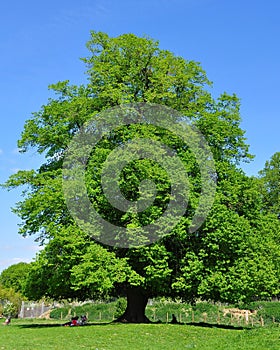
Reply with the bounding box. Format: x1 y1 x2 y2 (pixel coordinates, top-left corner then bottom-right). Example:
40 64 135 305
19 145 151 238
1 319 279 350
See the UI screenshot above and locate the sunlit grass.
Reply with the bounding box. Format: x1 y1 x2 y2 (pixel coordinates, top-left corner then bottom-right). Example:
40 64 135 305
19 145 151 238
0 319 279 350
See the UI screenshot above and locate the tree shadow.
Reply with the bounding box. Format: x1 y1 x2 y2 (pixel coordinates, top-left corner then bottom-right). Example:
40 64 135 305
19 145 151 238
17 320 249 331
178 321 248 330
18 322 114 329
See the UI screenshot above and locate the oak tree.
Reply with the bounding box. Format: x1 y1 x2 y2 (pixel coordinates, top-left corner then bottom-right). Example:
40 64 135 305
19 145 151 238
4 31 279 322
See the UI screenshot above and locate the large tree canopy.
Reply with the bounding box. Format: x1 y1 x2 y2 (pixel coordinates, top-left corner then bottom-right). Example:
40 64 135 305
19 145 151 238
4 31 280 322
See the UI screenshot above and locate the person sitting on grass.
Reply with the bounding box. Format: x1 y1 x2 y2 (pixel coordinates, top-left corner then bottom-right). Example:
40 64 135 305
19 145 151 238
78 315 87 326
63 316 79 326
70 316 79 326
3 316 11 325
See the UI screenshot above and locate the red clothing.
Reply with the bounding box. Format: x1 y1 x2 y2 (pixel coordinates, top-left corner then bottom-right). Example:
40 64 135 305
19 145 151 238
71 319 78 326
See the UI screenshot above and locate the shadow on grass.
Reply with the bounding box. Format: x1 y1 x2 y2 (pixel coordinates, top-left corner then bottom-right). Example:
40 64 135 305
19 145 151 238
184 322 247 330
149 320 248 330
18 321 248 331
18 322 113 329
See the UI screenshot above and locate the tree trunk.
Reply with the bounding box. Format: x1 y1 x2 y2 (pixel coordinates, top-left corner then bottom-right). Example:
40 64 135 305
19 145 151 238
116 287 150 323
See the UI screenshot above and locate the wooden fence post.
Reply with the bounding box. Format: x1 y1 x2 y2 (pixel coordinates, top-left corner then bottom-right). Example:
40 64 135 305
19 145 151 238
245 310 249 324
217 311 220 325
202 312 207 323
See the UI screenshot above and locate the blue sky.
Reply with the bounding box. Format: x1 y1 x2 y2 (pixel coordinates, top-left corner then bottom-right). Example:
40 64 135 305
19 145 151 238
0 0 279 272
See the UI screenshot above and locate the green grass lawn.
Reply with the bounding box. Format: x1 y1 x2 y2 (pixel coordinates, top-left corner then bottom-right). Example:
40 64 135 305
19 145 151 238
0 319 279 350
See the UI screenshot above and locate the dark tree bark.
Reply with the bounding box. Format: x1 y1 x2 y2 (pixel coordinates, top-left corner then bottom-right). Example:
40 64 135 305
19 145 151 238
116 287 150 323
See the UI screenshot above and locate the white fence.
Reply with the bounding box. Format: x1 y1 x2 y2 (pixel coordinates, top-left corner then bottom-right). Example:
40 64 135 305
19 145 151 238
18 301 52 318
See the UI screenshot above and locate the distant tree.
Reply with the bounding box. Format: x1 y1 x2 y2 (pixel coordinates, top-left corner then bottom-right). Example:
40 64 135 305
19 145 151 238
0 262 31 294
4 31 279 321
258 152 280 216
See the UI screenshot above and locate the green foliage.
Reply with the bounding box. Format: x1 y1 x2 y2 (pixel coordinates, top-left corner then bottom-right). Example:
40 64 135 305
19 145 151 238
171 198 280 303
22 226 146 301
2 301 18 317
114 298 127 319
258 152 280 216
0 285 23 317
0 262 31 294
49 301 116 321
242 301 280 324
50 299 127 321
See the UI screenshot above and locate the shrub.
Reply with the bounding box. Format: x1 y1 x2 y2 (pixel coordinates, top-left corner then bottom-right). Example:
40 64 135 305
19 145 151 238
0 285 23 317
